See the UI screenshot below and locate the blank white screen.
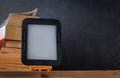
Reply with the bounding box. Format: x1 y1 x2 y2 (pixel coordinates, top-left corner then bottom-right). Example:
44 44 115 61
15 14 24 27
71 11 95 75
27 24 57 60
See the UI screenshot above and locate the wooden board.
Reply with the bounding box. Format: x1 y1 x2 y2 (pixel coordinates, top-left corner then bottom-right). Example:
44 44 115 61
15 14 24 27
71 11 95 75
0 71 120 78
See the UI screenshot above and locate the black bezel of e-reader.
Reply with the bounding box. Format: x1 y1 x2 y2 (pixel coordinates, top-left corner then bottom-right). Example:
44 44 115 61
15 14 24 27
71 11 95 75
22 18 62 67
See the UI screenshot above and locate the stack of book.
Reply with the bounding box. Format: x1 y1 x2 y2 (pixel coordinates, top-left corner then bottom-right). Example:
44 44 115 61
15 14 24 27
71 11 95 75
0 9 39 71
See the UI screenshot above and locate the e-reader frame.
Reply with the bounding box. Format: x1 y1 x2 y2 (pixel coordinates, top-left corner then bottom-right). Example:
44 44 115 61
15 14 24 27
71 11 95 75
22 18 62 67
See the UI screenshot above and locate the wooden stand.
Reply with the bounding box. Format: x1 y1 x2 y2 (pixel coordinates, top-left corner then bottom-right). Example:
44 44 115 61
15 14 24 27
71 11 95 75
29 66 52 71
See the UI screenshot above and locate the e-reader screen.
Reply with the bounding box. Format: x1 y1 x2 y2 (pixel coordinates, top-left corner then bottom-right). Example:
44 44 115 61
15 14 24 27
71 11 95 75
27 24 57 60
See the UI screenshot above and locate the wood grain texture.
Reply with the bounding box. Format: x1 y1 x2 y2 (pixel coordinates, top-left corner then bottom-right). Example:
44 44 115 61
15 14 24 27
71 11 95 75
0 71 120 78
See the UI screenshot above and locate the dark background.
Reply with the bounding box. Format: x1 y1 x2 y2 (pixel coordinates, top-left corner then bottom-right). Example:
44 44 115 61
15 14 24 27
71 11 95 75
0 0 120 70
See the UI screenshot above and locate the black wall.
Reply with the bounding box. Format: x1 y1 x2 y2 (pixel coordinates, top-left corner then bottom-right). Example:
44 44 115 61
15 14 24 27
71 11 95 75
0 0 120 70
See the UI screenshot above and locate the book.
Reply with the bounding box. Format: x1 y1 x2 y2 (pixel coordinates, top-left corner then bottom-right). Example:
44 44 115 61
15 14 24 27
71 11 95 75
0 38 5 48
6 14 39 27
0 8 39 47
1 47 21 52
13 8 38 16
0 64 29 71
5 41 21 48
0 51 21 64
0 63 31 71
5 25 22 41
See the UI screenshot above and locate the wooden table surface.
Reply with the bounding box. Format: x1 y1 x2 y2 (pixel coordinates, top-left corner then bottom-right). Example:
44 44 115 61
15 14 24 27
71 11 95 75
0 70 120 78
